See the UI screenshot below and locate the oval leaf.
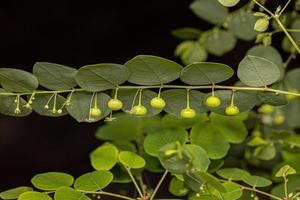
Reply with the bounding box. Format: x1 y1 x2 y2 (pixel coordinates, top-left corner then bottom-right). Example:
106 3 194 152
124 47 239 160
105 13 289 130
0 68 38 92
74 171 113 191
0 187 33 200
33 62 77 90
180 62 234 85
90 143 119 170
218 0 240 7
125 55 182 85
54 187 90 200
237 55 280 87
18 192 51 200
217 168 250 180
242 175 272 187
75 63 129 91
119 151 146 169
31 172 74 191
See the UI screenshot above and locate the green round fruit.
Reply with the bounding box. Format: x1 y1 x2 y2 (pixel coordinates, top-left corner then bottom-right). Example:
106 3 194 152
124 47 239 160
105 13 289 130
180 108 196 118
132 105 147 116
150 97 166 109
225 105 240 116
108 99 123 111
285 89 299 101
205 96 221 108
273 113 285 125
90 108 101 117
258 104 275 114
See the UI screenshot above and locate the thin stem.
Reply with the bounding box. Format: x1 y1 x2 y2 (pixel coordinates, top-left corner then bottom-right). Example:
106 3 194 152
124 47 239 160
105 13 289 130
138 89 143 106
186 89 190 109
241 186 282 200
275 16 300 54
279 0 291 16
78 190 135 200
114 87 119 99
283 176 288 198
251 0 274 16
293 191 300 198
150 170 168 200
125 167 144 198
287 29 300 33
283 52 296 68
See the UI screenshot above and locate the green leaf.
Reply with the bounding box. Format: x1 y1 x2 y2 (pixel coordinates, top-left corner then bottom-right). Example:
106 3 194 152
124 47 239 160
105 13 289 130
253 145 276 160
74 171 113 191
218 0 240 7
285 68 300 91
119 151 146 169
31 172 74 191
204 29 237 56
18 191 52 200
75 63 129 91
110 165 132 183
210 113 248 144
0 187 33 199
246 45 283 68
171 27 202 40
90 143 119 170
238 55 281 87
220 182 243 200
158 143 191 174
242 175 272 187
0 91 32 117
198 172 226 193
141 151 164 173
66 91 111 122
54 187 91 200
271 176 300 198
291 18 300 45
206 90 259 115
176 41 208 65
190 122 230 159
162 114 206 129
216 168 250 180
190 0 228 24
228 11 257 41
125 55 182 85
161 89 208 118
112 140 137 152
0 68 38 92
183 172 203 192
32 94 68 117
275 165 296 177
184 144 210 172
169 177 189 196
33 62 77 90
280 99 300 128
95 114 143 141
144 128 188 157
181 62 234 85
258 90 287 106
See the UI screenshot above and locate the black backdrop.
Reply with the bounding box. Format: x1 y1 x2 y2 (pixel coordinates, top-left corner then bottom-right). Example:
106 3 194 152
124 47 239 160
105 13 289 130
0 0 294 198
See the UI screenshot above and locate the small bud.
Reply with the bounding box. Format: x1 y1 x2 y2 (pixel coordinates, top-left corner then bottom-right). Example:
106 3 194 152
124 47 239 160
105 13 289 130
57 109 62 114
24 103 31 109
44 105 49 109
14 108 21 114
52 109 57 114
254 18 269 32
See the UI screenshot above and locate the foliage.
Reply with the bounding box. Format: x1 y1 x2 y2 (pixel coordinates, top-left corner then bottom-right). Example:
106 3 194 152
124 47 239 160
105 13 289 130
1 0 300 200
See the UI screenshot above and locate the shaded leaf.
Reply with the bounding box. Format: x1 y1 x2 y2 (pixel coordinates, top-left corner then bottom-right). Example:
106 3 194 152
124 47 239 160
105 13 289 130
119 151 146 169
0 187 33 200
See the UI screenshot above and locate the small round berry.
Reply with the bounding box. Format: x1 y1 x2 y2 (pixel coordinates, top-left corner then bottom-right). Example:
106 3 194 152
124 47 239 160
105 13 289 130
90 108 101 117
205 96 221 108
285 89 299 101
28 100 33 104
258 104 275 114
132 105 147 116
65 100 71 106
57 109 63 114
273 113 285 125
180 108 196 118
225 105 240 116
150 97 166 109
51 109 57 114
108 99 123 111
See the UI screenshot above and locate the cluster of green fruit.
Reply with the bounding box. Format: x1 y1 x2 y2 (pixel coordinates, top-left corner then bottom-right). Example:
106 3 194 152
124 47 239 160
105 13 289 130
88 91 240 119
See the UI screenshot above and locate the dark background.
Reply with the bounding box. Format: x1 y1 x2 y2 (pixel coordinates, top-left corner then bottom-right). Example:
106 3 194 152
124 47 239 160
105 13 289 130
0 0 295 198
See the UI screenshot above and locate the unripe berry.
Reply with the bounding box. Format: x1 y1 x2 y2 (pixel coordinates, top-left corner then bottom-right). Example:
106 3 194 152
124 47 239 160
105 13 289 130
225 105 240 116
180 108 196 118
273 113 285 125
254 18 269 32
108 99 123 111
205 96 221 108
90 108 101 117
150 97 166 109
57 109 63 114
285 89 299 101
258 104 275 114
132 105 147 116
